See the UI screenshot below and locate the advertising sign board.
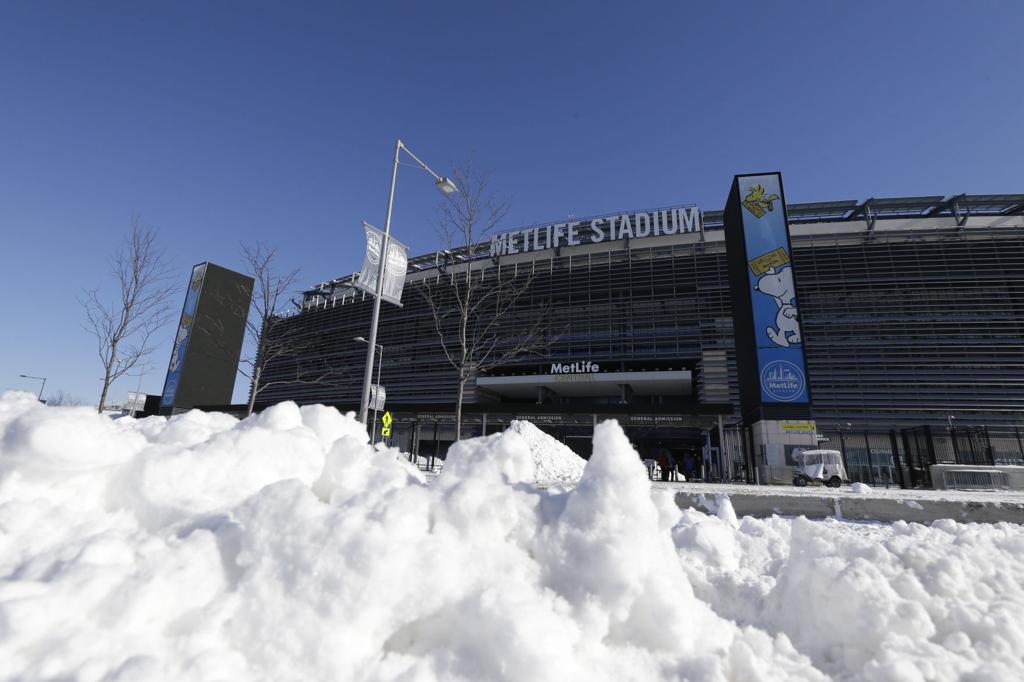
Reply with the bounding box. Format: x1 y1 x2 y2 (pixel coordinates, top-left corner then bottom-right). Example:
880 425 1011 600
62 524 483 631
369 384 386 412
735 173 810 405
355 222 410 306
725 172 812 421
158 262 253 413
161 264 207 408
123 391 147 416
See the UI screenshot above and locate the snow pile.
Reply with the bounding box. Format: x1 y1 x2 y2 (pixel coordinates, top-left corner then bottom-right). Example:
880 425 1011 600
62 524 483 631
503 419 587 484
0 392 817 681
1 391 1023 681
850 481 872 494
674 513 1024 680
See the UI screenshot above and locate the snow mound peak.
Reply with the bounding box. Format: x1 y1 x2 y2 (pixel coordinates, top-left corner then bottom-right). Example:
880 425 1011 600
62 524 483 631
506 419 587 484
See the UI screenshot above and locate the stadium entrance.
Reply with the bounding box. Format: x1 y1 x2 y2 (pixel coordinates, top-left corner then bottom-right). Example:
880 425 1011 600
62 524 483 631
438 359 729 478
385 402 732 481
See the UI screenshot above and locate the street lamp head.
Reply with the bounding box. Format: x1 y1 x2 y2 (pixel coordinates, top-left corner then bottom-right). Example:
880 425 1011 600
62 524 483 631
354 336 367 343
435 176 459 195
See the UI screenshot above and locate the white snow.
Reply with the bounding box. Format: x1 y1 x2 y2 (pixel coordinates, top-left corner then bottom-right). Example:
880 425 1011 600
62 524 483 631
675 514 1024 680
1 390 1023 681
500 419 587 484
850 482 872 494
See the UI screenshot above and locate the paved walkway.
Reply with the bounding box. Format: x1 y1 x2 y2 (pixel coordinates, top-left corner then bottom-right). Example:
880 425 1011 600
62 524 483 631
662 481 1024 524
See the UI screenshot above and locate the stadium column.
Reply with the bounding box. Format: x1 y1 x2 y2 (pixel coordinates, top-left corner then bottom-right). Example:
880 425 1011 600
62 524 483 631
723 173 818 484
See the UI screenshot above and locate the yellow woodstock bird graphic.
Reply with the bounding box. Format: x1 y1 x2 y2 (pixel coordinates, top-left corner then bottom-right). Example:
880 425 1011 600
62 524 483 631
742 184 780 218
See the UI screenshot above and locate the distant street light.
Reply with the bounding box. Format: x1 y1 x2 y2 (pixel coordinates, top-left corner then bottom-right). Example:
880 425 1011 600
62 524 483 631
835 422 852 478
355 336 384 443
19 374 46 401
948 415 959 460
358 139 459 427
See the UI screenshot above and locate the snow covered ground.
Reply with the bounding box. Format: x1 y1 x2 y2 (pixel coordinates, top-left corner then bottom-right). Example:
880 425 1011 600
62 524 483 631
1 390 1023 681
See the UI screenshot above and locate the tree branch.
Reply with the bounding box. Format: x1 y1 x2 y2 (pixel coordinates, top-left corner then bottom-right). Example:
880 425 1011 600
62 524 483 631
80 216 176 412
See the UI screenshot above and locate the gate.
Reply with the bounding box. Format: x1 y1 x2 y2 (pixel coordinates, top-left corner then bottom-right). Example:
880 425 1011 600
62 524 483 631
900 426 935 489
950 426 995 466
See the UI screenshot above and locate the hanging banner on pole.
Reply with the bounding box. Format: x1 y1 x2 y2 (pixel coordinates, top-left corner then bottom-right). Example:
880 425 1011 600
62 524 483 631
369 384 386 412
354 222 409 306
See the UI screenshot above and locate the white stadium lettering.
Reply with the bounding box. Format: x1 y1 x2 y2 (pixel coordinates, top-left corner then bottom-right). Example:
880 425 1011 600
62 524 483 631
489 207 704 258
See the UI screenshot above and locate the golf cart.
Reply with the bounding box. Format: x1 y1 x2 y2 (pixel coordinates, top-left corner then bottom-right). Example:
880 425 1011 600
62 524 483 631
792 449 847 488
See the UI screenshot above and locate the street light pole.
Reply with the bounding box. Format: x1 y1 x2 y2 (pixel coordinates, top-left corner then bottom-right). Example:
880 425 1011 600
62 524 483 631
133 371 144 413
359 141 401 426
19 374 46 401
948 414 959 462
374 345 383 441
358 139 458 426
836 422 852 480
355 336 384 443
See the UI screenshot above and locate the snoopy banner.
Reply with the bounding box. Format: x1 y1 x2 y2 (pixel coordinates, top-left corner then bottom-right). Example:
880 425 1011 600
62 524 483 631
734 173 810 404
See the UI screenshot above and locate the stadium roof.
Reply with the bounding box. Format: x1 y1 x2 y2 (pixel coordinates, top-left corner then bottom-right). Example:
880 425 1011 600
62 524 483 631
303 193 1024 300
701 193 1024 229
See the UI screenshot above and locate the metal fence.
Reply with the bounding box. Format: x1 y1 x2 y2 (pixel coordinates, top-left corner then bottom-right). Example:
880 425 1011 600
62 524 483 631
819 424 1024 488
941 469 1010 491
720 423 1024 489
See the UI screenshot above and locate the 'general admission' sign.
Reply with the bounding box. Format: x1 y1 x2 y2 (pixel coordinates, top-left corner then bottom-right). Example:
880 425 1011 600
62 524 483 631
490 206 702 257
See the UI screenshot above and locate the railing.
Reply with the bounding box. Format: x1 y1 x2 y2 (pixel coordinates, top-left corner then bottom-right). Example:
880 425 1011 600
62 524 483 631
942 469 1010 491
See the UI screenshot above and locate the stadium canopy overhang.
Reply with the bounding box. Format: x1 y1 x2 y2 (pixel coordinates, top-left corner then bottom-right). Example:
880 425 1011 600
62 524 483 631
476 370 692 399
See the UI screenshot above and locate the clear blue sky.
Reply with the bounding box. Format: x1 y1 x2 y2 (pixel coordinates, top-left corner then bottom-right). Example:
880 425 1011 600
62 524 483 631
2 1 1022 406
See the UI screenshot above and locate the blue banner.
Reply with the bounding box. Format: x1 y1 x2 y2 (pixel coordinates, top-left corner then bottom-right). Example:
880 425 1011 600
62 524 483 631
160 264 207 408
736 174 809 404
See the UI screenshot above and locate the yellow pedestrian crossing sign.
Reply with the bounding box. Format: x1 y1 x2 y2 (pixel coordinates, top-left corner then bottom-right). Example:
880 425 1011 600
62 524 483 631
381 411 392 438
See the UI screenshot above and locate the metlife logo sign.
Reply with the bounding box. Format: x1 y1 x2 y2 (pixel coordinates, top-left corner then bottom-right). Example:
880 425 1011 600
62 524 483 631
549 361 601 374
760 360 806 402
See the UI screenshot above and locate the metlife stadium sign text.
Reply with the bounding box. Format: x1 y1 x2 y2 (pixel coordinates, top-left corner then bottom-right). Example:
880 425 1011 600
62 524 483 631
735 173 809 404
490 207 702 257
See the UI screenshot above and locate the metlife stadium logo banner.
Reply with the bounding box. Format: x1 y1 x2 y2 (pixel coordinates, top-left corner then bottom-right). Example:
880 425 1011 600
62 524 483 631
736 174 809 404
355 223 410 307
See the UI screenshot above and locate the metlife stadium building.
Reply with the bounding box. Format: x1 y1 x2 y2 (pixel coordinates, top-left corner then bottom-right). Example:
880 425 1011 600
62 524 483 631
253 183 1024 486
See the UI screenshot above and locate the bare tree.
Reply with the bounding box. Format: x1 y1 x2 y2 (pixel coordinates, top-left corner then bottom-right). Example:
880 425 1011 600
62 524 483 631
238 243 345 415
82 217 176 413
46 390 83 406
421 162 556 439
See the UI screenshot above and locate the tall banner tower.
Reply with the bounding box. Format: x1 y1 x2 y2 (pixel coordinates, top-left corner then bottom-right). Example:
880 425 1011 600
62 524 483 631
724 173 817 481
160 262 254 414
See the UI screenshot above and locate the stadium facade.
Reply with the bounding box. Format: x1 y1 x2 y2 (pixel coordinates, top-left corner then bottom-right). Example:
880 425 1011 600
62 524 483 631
254 189 1024 485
